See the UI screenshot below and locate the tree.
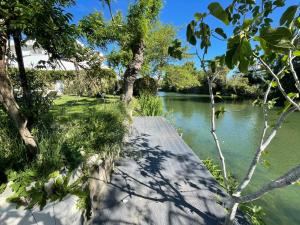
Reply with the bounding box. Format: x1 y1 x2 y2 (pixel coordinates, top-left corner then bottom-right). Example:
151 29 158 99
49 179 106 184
0 0 76 157
183 1 300 224
3 0 76 118
0 23 38 158
79 0 163 104
142 23 178 83
163 62 201 92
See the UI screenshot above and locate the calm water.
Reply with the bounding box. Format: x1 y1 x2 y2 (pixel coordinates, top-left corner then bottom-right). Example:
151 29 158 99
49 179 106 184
160 92 300 225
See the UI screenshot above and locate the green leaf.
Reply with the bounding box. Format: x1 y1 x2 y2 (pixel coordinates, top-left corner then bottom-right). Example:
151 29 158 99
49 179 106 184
225 49 235 69
194 12 206 21
239 58 249 73
56 177 64 186
215 106 226 119
295 17 300 28
280 5 298 26
49 171 60 179
296 181 300 186
208 2 229 25
210 60 216 73
293 50 300 56
168 39 183 60
271 81 278 88
215 92 223 100
287 92 299 98
260 27 292 42
240 39 252 57
215 28 227 39
216 55 225 67
273 0 285 7
242 19 253 29
186 22 196 45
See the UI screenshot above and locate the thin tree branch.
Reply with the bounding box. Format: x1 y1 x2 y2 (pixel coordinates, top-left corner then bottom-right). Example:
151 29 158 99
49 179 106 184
235 85 297 194
255 55 300 111
196 48 229 191
289 32 300 92
207 76 229 191
235 164 300 203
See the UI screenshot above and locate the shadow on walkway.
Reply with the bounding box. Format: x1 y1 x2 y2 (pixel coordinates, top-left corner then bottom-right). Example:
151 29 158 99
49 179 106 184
92 117 227 225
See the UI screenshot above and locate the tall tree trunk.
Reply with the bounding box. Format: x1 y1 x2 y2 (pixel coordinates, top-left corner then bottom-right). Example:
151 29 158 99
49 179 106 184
0 34 38 159
13 31 33 118
123 42 145 104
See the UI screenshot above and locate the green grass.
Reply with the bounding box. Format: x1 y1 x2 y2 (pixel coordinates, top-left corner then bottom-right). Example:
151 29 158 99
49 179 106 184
52 95 120 120
132 93 163 116
0 94 127 210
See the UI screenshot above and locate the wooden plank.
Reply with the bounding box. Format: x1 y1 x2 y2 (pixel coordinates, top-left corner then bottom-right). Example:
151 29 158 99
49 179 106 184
92 117 227 225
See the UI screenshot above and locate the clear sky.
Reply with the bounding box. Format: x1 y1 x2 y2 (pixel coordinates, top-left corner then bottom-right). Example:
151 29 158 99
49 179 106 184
66 0 295 65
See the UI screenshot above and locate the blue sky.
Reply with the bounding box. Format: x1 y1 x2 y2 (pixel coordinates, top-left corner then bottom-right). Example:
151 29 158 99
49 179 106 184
66 0 295 65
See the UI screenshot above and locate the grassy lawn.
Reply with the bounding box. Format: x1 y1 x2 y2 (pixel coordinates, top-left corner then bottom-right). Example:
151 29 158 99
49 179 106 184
52 95 120 121
0 94 127 208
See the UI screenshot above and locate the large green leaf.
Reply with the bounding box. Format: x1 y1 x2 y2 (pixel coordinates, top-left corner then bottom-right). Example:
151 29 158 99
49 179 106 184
260 27 292 42
280 5 298 26
225 48 235 69
215 28 227 39
294 50 300 56
240 39 252 57
208 2 229 25
239 58 249 73
194 12 206 21
186 22 196 45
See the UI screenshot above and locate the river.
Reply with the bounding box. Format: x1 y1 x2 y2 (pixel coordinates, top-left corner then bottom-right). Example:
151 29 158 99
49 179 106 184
160 92 300 225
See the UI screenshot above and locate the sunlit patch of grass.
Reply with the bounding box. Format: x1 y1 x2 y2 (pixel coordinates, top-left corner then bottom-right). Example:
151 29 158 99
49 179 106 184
0 95 127 210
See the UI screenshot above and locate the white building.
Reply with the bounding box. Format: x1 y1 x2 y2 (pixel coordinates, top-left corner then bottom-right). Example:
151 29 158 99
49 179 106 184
8 40 108 70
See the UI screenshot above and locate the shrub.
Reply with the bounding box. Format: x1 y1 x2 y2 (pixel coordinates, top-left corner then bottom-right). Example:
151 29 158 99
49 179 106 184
64 69 117 97
134 92 163 116
226 75 261 98
0 97 127 210
8 69 54 127
203 158 266 225
133 76 158 96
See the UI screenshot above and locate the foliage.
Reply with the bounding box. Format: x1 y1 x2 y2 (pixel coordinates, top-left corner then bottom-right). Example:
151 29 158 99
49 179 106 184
239 203 266 225
203 158 266 225
0 0 77 60
8 68 118 97
79 0 163 65
226 75 260 98
64 69 117 96
0 95 127 209
133 92 163 116
79 0 163 102
133 76 158 96
203 158 237 194
142 23 180 78
9 69 54 126
163 62 201 91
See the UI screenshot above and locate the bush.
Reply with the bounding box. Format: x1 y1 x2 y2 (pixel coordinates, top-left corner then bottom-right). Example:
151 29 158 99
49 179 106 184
134 92 163 116
9 69 54 127
64 69 117 97
133 76 158 96
226 75 261 98
0 97 127 209
203 158 266 225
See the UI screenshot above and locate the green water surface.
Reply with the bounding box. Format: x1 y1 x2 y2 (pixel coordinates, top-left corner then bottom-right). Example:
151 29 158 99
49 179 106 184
160 92 300 225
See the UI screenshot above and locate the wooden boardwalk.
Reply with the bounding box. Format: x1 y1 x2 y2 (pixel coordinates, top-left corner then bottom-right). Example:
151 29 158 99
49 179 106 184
92 117 227 225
